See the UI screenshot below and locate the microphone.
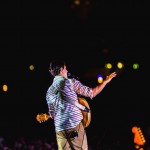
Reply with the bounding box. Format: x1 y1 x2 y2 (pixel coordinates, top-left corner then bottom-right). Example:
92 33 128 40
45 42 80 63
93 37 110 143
67 72 72 77
67 72 79 80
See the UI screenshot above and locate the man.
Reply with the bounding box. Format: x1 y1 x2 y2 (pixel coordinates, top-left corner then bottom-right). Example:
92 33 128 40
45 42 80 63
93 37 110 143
46 60 117 150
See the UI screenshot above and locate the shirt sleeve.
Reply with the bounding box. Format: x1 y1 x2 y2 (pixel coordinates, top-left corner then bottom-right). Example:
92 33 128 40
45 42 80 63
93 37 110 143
46 91 55 119
48 105 54 119
71 78 94 99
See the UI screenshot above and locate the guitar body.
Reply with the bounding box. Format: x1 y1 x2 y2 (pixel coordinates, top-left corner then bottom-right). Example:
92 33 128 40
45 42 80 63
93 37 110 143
78 97 91 128
36 97 91 128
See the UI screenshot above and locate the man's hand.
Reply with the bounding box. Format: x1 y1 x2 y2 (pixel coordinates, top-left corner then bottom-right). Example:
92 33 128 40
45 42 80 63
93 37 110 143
104 72 117 84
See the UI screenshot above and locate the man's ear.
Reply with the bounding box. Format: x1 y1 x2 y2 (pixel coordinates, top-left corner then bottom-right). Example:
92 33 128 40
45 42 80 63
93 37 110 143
60 67 63 74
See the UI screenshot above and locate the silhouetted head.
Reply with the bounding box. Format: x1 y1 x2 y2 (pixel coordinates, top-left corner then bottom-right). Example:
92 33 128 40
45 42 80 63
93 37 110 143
49 60 66 77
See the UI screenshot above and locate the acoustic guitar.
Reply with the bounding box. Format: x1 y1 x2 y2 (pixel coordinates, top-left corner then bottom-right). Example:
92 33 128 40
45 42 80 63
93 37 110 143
36 97 91 128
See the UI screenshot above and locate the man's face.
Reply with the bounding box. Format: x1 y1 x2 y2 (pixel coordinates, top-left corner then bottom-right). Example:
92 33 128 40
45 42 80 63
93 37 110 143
60 65 68 79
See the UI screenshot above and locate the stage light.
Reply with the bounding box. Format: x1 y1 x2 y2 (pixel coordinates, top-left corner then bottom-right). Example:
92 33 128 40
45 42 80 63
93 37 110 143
29 65 34 71
3 84 8 92
97 74 103 83
117 62 124 69
133 63 139 70
105 63 112 69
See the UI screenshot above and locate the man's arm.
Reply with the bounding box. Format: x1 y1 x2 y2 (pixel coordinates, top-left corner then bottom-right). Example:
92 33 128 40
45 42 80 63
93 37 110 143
92 72 117 97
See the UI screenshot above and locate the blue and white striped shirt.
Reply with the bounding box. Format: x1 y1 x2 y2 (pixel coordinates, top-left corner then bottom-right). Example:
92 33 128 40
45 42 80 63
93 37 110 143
46 75 93 132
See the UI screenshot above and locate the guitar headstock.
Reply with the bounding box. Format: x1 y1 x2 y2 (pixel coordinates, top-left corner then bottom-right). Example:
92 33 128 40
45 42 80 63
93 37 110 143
132 126 146 148
36 113 50 123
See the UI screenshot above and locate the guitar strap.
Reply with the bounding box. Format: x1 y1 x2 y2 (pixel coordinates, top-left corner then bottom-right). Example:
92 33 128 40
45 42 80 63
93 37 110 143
65 98 86 111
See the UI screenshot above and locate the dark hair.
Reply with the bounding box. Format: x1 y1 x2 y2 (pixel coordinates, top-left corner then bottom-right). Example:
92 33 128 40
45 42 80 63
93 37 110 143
49 60 66 76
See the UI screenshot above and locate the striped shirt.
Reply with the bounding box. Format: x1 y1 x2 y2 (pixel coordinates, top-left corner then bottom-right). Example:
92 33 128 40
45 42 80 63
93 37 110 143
46 75 93 132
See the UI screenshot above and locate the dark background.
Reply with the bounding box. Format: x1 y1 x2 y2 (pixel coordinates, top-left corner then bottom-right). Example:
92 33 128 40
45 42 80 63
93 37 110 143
0 0 150 149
